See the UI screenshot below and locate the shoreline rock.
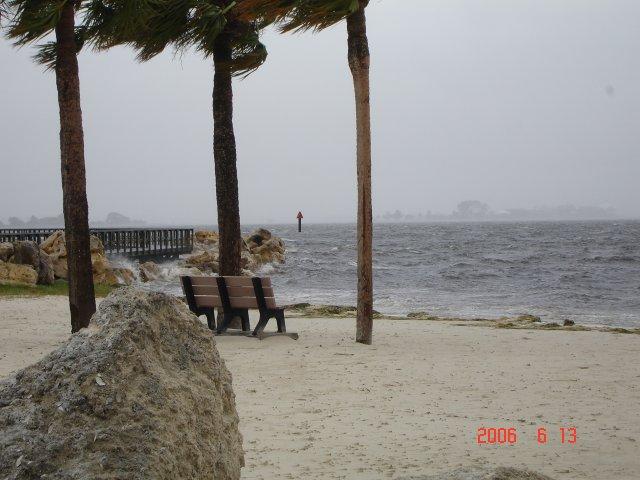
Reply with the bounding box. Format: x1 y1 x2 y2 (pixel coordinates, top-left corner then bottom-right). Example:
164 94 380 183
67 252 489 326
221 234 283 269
139 261 164 282
5 241 55 285
183 228 285 275
0 260 38 286
40 230 134 286
0 287 244 479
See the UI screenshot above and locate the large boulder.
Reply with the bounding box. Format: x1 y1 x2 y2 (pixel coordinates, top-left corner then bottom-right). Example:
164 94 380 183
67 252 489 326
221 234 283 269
243 229 285 265
9 241 55 285
40 231 134 285
185 250 219 273
0 260 38 286
0 287 244 480
0 242 14 262
244 228 272 248
139 261 164 282
166 265 203 278
40 230 67 257
36 252 55 285
10 241 40 268
194 230 219 246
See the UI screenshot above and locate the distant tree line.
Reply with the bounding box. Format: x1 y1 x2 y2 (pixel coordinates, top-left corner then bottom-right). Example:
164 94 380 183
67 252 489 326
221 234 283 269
377 201 617 222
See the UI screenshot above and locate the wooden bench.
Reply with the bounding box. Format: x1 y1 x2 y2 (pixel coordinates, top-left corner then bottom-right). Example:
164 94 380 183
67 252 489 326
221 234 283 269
180 275 298 340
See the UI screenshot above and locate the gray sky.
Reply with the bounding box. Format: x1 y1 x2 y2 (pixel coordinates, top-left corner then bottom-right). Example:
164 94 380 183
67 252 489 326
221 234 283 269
1 0 639 224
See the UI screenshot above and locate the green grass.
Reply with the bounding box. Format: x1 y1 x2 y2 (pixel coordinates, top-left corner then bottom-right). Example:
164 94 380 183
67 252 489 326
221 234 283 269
0 280 116 298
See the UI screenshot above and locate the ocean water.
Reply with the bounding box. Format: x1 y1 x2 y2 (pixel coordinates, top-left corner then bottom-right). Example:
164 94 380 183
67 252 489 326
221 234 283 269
137 221 640 328
252 221 640 327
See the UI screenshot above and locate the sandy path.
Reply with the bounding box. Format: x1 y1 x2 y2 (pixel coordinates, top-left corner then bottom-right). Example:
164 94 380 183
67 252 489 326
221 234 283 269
1 297 639 479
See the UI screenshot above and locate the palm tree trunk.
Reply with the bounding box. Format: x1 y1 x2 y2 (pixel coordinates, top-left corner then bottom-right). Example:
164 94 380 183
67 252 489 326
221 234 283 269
347 3 373 345
213 34 243 329
213 33 242 276
55 2 96 333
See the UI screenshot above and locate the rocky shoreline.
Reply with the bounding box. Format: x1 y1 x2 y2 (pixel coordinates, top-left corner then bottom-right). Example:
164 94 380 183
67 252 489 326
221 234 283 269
0 228 286 288
285 304 640 334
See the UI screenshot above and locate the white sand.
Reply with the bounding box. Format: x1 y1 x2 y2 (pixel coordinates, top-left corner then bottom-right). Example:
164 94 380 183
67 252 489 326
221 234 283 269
1 296 639 480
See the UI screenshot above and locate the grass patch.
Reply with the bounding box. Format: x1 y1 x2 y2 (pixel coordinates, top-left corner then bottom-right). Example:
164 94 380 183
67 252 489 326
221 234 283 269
0 280 116 298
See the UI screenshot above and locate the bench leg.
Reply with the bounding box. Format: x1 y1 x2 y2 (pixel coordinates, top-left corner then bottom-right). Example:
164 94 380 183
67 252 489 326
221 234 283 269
204 310 216 331
252 313 270 337
240 310 251 332
217 312 235 335
275 310 286 333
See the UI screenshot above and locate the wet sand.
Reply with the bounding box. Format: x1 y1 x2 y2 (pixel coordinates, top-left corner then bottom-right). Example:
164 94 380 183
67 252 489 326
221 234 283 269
1 296 639 479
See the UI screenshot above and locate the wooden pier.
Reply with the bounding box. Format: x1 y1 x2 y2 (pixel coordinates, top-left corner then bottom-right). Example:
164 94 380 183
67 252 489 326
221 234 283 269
0 228 193 260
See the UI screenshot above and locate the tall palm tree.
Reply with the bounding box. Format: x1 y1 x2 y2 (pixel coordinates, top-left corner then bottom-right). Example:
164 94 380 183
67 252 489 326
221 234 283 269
86 1 267 283
254 0 373 344
4 0 96 333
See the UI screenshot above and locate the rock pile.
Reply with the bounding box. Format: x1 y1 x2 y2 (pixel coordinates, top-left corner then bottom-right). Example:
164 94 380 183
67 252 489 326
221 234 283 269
40 230 134 286
183 228 285 275
0 287 244 480
0 240 54 286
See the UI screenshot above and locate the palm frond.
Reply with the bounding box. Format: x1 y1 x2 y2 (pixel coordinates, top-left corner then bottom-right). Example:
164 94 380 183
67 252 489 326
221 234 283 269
5 0 67 46
241 0 362 33
83 0 267 76
0 1 10 25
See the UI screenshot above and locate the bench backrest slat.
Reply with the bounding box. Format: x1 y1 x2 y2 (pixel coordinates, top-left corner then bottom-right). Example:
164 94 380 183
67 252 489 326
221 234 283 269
192 285 220 296
189 276 219 287
224 276 271 287
194 295 222 308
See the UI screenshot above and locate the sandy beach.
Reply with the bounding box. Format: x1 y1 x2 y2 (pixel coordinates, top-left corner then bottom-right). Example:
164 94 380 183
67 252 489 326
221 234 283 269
1 296 639 480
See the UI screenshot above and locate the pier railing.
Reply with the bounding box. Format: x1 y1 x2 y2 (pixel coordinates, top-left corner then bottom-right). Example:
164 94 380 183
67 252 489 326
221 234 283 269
0 228 194 260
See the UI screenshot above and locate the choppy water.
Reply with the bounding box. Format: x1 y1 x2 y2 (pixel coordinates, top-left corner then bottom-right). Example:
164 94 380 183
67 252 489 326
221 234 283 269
130 221 640 328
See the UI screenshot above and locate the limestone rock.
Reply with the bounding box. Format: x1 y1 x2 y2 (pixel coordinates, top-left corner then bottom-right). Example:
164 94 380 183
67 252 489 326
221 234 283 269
40 230 66 257
0 287 244 480
183 228 285 274
0 242 14 262
243 229 285 265
167 266 203 278
113 267 136 286
36 251 55 285
186 250 219 273
240 249 258 271
194 230 219 246
139 261 164 282
8 241 55 285
0 260 38 286
10 240 40 268
39 231 133 285
244 228 272 248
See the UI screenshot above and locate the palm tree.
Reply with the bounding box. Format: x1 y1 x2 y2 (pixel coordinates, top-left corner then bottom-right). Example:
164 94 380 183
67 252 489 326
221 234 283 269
254 0 373 344
4 0 96 333
86 2 267 286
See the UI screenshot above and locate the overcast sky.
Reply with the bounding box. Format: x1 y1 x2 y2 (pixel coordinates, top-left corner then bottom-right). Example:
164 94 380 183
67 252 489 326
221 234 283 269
1 0 639 224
